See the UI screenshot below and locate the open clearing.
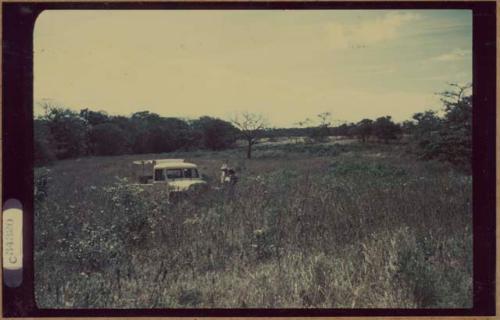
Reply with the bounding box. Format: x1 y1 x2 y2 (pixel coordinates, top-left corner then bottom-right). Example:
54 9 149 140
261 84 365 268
34 142 472 308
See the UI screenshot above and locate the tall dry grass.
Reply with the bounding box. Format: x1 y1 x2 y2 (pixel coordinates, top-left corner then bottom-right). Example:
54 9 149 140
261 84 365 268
34 142 472 308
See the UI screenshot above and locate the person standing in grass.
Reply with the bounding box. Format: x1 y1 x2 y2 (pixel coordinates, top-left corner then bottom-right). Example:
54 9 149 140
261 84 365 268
227 169 238 185
220 163 238 187
220 163 229 184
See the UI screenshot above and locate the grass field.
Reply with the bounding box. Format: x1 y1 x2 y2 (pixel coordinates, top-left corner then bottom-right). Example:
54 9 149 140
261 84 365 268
34 141 472 308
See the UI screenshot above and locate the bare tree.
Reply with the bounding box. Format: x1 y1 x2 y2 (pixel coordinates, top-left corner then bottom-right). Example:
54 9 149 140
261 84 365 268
438 82 472 109
293 118 312 144
231 112 268 159
309 111 332 143
317 112 332 127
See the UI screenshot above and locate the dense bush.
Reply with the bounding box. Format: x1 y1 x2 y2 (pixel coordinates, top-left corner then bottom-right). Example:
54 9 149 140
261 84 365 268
34 106 241 164
372 116 402 143
191 116 239 150
34 120 56 166
353 119 373 142
43 107 89 159
407 84 472 171
88 123 129 156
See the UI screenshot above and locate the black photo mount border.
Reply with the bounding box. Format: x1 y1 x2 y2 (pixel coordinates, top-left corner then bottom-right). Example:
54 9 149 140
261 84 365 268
2 1 496 317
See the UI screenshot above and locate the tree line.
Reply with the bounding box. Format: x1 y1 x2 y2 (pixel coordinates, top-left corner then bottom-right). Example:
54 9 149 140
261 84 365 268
35 106 240 165
262 113 402 144
35 84 471 170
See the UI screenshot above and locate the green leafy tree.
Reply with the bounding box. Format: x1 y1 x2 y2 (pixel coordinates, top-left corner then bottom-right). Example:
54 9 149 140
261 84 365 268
401 120 416 135
354 119 373 142
34 119 56 166
109 115 135 152
129 111 191 154
155 117 192 152
372 116 401 143
41 104 88 159
331 122 356 137
436 84 472 169
191 116 239 150
408 83 472 170
80 109 109 126
409 110 442 159
88 123 129 156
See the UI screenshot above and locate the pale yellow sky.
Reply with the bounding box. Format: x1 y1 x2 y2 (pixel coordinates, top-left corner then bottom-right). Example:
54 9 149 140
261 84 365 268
34 10 472 127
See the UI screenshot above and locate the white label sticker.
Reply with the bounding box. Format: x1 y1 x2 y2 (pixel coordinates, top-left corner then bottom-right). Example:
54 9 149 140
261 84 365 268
3 206 22 270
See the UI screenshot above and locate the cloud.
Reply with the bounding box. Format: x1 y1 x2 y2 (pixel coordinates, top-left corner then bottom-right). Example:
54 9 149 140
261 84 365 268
431 48 471 62
325 12 420 49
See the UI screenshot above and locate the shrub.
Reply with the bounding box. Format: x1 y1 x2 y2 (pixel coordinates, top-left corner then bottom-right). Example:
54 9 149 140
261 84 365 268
408 84 472 172
34 120 57 166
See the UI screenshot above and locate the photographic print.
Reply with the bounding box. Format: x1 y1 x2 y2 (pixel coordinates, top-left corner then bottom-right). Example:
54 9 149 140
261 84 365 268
32 8 475 309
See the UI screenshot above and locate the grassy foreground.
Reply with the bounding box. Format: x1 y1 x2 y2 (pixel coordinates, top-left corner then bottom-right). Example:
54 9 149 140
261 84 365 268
34 142 472 308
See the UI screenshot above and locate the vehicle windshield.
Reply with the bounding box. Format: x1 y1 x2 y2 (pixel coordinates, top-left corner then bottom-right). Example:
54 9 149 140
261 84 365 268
156 168 200 180
166 169 183 179
183 168 199 178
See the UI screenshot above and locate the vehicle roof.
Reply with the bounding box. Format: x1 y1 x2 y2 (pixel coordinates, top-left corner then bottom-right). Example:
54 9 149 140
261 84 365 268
154 162 197 169
133 159 184 165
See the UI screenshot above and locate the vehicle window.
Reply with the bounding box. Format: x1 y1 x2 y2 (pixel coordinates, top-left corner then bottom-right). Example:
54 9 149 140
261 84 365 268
193 169 200 178
182 168 200 178
154 169 165 181
183 168 192 178
166 169 182 179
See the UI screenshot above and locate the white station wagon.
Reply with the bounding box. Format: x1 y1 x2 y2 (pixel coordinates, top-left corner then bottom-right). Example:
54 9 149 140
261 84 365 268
133 159 207 192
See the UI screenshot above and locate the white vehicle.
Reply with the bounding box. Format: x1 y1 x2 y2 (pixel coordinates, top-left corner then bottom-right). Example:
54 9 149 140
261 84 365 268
132 159 207 192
